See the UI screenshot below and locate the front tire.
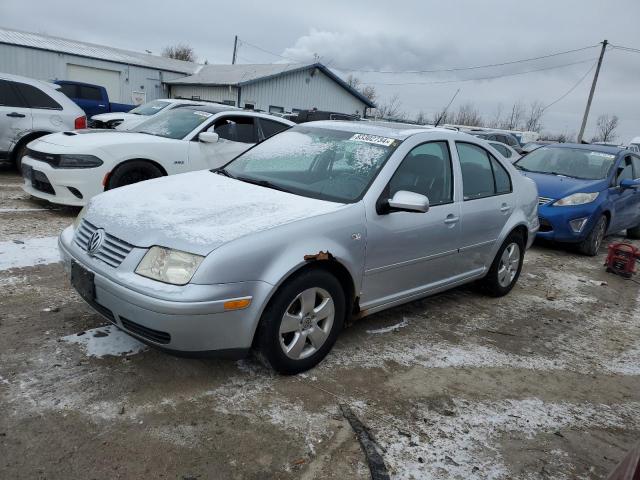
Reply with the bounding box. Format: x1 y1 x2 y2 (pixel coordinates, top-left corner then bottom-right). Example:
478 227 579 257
107 161 163 190
14 143 28 172
478 232 525 297
578 214 607 256
255 269 345 374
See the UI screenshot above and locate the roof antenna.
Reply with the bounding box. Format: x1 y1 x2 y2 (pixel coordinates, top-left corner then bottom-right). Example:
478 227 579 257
434 88 460 127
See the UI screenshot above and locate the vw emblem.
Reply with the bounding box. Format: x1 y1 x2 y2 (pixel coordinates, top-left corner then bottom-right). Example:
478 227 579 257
86 229 105 256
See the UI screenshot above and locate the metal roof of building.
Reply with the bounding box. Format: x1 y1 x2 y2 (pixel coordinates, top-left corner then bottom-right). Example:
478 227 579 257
0 26 201 74
165 62 376 108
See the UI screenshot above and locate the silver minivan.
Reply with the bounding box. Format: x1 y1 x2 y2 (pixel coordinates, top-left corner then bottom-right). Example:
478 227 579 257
0 72 86 170
59 121 539 373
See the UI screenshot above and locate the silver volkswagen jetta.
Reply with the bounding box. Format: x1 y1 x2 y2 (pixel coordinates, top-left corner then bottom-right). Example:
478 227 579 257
59 121 539 373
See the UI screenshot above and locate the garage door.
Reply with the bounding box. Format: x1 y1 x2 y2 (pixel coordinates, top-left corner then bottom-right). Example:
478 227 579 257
66 64 121 102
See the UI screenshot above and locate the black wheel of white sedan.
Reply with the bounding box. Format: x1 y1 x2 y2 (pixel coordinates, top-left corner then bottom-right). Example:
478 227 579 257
478 232 525 297
255 269 345 374
107 160 163 190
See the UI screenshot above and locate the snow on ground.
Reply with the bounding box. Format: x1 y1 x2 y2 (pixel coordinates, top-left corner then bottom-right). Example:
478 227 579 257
358 398 640 480
62 325 147 358
366 317 410 334
0 236 60 270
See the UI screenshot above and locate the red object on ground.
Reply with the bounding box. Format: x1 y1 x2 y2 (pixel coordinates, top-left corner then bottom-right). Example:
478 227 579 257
605 242 640 278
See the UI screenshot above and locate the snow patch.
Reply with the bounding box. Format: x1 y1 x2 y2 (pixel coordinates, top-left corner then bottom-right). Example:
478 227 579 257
62 325 147 358
0 236 60 270
366 317 409 334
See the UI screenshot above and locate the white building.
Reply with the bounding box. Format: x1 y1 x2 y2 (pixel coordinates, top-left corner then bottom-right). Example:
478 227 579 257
165 63 375 115
0 27 200 105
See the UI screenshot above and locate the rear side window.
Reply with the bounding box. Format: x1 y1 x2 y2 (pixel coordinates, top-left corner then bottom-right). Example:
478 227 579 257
57 83 77 98
491 143 511 158
78 86 103 101
213 116 257 143
0 80 25 107
632 156 640 179
14 83 62 110
259 118 289 140
456 142 512 200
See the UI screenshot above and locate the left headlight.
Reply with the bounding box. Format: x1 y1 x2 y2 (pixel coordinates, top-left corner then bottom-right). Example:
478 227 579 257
553 192 599 206
135 246 204 285
58 154 103 169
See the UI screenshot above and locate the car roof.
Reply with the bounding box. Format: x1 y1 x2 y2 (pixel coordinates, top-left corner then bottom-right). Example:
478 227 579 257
0 71 60 91
547 143 625 155
300 120 457 140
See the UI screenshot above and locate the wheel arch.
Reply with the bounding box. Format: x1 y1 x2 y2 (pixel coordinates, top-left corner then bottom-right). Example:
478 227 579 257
10 130 54 163
105 158 168 189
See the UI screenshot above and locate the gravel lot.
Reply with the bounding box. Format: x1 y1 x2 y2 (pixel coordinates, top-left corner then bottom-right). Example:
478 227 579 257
1 167 639 480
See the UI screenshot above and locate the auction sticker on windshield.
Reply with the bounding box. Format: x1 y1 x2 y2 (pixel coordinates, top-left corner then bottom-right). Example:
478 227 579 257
350 134 396 147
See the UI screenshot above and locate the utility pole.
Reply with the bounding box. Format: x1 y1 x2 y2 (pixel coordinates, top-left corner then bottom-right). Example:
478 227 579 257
231 35 238 65
577 39 607 143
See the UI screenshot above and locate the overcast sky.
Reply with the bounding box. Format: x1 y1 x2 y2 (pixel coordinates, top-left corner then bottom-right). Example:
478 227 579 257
2 0 639 142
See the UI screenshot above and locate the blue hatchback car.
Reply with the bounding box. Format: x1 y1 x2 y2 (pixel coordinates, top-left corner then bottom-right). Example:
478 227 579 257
514 143 640 255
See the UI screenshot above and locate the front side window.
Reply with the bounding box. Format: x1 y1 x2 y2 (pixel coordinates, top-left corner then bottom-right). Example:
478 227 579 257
515 146 616 180
128 100 171 116
631 156 640 179
14 83 61 110
618 157 634 183
213 116 257 143
224 127 398 203
131 108 214 139
0 80 25 107
388 141 453 205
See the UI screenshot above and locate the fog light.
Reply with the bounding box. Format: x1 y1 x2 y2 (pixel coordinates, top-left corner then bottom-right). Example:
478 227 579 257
569 217 589 233
223 298 252 311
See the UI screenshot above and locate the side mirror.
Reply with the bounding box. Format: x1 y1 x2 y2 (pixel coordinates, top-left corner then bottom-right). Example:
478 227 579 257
387 190 430 213
620 178 640 189
199 132 219 143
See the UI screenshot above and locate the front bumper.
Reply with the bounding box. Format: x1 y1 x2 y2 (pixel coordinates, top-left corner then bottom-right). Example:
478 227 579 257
21 156 106 207
536 202 600 243
58 227 273 355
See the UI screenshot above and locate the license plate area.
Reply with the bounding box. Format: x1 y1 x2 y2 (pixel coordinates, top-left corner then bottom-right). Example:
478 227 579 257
71 261 95 303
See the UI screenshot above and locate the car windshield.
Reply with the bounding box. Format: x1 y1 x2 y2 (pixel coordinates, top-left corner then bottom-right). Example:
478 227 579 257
224 127 399 203
130 108 213 139
128 100 172 116
515 146 616 180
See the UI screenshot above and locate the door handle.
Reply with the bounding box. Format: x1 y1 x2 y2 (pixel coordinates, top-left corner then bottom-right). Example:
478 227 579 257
6 112 25 118
444 214 459 225
500 203 511 213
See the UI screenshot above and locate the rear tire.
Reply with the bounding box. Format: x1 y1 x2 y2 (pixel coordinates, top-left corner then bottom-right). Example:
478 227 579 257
107 161 163 190
255 269 345 375
578 215 607 256
478 232 525 297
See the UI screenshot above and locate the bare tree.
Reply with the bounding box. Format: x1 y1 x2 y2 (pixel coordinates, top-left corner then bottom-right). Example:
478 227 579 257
162 43 196 62
523 101 545 132
487 104 504 129
454 102 484 127
376 94 404 120
346 74 361 90
415 110 427 125
594 114 619 143
500 102 525 130
431 107 453 126
360 85 377 104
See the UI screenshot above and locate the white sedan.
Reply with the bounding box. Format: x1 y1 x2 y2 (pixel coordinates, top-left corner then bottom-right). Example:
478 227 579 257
90 98 200 130
21 105 293 206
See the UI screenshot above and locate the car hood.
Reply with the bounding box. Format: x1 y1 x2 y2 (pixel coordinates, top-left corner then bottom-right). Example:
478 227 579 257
85 171 346 256
91 112 137 122
519 171 607 200
34 130 174 148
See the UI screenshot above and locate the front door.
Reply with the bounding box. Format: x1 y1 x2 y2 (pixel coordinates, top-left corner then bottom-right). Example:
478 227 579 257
455 141 515 274
362 141 462 307
610 155 640 231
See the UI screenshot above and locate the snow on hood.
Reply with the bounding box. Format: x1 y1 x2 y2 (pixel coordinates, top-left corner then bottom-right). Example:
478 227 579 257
91 112 136 122
35 130 171 148
520 171 607 200
85 171 345 256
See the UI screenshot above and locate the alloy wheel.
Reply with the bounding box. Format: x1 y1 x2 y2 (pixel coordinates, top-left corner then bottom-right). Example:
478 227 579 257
497 242 520 288
279 287 335 360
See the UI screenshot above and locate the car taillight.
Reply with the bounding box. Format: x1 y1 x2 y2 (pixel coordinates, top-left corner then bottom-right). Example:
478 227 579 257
74 116 87 129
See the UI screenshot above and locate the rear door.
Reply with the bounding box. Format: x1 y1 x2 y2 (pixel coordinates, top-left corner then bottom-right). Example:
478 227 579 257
610 155 640 230
455 141 515 274
0 79 32 161
12 82 64 133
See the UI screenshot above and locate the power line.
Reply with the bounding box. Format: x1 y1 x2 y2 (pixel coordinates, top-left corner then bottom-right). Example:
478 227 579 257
542 61 597 112
363 58 596 86
609 44 640 54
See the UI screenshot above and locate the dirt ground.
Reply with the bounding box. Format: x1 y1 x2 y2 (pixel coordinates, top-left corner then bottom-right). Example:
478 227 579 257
1 167 639 480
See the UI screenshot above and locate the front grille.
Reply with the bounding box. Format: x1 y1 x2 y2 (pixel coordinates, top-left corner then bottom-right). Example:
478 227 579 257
31 169 55 194
120 317 171 344
538 196 553 206
74 220 134 268
26 148 60 167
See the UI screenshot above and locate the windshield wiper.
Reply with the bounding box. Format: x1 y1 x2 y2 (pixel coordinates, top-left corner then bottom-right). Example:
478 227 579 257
235 175 294 194
216 168 235 179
